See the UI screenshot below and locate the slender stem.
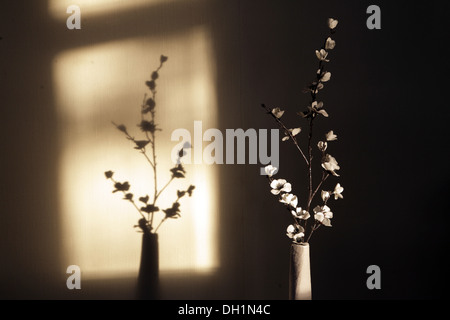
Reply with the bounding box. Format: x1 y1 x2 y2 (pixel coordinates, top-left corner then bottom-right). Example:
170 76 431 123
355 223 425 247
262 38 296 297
150 112 157 228
140 150 155 168
155 177 175 201
307 117 314 210
309 172 330 208
306 221 321 243
154 217 167 233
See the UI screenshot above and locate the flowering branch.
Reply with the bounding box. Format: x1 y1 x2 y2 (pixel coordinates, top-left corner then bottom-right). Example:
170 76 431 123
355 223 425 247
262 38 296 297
105 55 195 234
262 18 344 244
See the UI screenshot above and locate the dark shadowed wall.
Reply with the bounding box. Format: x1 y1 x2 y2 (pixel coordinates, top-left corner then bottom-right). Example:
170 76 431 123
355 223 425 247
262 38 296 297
1 0 449 299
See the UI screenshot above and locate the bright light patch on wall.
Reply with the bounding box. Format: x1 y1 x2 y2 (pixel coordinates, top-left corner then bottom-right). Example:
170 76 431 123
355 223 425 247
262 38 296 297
53 28 218 279
49 0 167 19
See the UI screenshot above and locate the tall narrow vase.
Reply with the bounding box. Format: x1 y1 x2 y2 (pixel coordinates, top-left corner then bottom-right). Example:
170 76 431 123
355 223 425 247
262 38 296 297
289 242 312 300
137 232 159 300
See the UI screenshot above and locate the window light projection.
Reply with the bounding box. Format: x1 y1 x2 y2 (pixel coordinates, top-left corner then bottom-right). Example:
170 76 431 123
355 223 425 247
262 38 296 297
53 28 219 279
49 0 168 19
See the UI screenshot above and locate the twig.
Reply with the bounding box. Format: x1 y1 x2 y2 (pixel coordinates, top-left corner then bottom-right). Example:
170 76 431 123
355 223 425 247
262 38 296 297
261 104 309 165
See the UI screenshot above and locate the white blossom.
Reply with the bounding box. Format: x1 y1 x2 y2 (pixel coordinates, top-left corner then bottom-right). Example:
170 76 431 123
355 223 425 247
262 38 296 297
272 107 285 119
311 101 328 117
286 224 305 241
325 130 337 141
264 165 278 177
291 127 301 136
320 71 331 82
321 190 331 202
318 141 328 152
328 18 338 29
270 179 291 195
321 154 340 176
279 193 298 208
314 205 333 227
282 128 301 141
325 37 336 50
333 183 344 200
292 207 310 220
293 233 304 243
315 49 329 62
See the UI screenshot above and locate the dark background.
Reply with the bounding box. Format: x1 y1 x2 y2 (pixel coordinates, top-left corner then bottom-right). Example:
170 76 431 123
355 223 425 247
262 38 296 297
1 0 449 299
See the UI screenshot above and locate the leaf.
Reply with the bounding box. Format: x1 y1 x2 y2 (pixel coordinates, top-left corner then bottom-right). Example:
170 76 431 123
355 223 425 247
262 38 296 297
135 218 150 233
146 98 156 108
163 202 181 219
160 55 168 63
320 72 331 82
271 107 285 119
139 195 149 204
104 170 114 179
124 193 133 200
177 190 186 198
183 141 192 149
145 80 156 90
138 120 157 133
134 140 150 149
113 181 130 193
142 98 156 114
291 128 301 136
114 123 128 134
141 204 159 213
328 18 338 30
322 218 332 227
317 109 329 117
187 185 195 197
297 111 308 118
170 164 186 178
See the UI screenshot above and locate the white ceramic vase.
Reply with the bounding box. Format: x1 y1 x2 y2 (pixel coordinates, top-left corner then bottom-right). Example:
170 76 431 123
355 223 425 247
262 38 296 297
289 242 312 300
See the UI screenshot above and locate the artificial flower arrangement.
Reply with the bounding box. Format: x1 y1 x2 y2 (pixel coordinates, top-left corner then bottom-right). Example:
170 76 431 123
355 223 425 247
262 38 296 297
104 55 195 235
262 18 343 244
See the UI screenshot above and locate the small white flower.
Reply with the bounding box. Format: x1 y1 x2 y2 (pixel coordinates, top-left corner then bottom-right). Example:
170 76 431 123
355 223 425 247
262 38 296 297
325 37 336 50
291 207 310 220
328 18 338 30
282 128 301 141
313 205 333 227
321 190 330 202
293 233 305 243
333 183 344 200
280 193 298 208
291 127 301 136
286 224 305 240
317 141 328 152
320 71 331 82
325 130 337 141
264 165 278 177
315 49 329 62
321 154 340 176
270 179 292 195
311 101 329 117
272 107 285 119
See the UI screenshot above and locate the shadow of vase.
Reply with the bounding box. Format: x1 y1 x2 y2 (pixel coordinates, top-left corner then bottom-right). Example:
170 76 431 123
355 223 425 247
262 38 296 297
136 232 160 300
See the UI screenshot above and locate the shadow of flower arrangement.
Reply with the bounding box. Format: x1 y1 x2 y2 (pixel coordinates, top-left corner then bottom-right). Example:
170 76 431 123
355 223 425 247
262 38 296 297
104 55 195 299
